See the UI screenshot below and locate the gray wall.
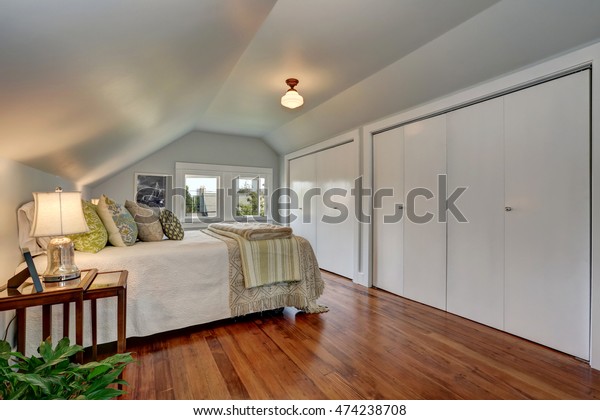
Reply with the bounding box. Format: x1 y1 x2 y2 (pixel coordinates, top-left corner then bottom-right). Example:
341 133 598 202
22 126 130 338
91 130 280 205
0 156 78 282
0 156 79 340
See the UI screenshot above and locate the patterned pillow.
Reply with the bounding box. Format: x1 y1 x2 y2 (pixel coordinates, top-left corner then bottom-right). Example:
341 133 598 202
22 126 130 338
68 200 108 253
96 195 138 246
125 200 164 242
159 209 184 240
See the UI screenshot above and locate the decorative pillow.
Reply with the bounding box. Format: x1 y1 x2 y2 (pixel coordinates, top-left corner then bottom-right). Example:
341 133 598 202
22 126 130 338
67 200 108 253
159 209 184 240
125 200 164 242
96 195 138 246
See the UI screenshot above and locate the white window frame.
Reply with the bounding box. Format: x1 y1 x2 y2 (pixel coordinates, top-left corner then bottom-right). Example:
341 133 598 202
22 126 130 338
175 162 273 228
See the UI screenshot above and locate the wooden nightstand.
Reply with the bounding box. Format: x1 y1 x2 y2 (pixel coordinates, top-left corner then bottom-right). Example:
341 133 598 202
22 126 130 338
83 270 128 361
0 268 97 363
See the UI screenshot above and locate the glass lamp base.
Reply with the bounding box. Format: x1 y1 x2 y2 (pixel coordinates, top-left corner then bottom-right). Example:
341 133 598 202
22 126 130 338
42 236 81 283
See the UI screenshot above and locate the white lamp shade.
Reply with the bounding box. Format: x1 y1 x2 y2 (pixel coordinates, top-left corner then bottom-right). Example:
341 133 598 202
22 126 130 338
30 191 89 237
281 90 304 109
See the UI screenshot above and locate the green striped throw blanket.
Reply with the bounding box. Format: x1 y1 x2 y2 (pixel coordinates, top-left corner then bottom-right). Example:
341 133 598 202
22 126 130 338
207 224 301 288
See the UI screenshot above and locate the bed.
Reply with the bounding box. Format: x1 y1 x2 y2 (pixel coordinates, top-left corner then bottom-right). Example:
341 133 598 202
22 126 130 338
15 228 326 356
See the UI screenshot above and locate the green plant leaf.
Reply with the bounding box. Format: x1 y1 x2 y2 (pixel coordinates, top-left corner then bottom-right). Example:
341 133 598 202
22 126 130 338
33 339 84 374
36 339 52 360
6 383 30 400
84 370 121 394
11 372 52 395
87 363 113 381
0 340 11 355
100 352 135 365
82 387 126 400
0 338 133 400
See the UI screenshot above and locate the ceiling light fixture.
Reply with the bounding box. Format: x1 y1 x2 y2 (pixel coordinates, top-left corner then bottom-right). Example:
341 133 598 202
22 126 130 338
281 78 304 109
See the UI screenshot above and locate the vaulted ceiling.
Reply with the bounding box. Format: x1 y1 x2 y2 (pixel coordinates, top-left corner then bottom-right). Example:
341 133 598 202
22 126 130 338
1 0 600 187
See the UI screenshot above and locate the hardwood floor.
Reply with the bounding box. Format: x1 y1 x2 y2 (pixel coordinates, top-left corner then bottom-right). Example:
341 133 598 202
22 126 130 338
114 271 600 399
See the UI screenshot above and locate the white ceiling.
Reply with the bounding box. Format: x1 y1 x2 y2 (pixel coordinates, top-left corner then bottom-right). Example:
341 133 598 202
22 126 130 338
1 0 600 187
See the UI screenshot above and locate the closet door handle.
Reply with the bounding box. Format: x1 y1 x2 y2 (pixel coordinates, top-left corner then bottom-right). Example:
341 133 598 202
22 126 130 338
505 206 512 212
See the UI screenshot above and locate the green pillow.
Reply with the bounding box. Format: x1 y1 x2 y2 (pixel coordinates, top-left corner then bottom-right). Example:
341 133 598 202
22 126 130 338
159 209 184 240
68 200 108 253
96 195 138 246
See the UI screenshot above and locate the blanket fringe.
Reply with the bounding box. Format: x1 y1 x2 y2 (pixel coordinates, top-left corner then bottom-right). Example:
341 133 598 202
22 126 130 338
300 302 330 314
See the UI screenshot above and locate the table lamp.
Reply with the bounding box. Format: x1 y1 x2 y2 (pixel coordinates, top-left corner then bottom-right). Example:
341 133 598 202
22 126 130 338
30 187 89 282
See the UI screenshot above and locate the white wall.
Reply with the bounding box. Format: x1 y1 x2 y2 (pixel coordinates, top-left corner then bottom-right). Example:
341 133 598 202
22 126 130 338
90 130 280 205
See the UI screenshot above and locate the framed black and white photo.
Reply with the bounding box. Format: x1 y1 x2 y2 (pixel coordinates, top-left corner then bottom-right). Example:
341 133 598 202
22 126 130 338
134 173 172 210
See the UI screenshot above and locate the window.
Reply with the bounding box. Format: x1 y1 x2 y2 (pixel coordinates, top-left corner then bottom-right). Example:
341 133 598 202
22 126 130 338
234 176 267 218
175 162 273 227
184 175 219 223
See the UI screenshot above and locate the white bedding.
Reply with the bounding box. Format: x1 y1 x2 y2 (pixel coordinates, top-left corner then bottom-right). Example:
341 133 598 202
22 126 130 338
18 230 232 355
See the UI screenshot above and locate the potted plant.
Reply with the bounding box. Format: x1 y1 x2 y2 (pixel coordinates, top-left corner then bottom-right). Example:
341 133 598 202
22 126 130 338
0 337 134 400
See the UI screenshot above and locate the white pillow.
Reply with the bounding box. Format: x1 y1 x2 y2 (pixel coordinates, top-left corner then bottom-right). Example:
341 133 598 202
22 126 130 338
17 201 51 256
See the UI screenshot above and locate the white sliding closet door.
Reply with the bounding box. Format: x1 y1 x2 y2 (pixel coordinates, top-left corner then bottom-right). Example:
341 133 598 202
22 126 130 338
447 98 505 329
403 115 447 310
504 71 590 359
289 154 317 249
316 142 355 278
373 127 404 296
